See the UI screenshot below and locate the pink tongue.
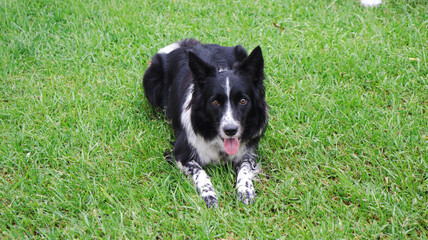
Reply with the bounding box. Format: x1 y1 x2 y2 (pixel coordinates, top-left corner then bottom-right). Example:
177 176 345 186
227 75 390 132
224 138 239 155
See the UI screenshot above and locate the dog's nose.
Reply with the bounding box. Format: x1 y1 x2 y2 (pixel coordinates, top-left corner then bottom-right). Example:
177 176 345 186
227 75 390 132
223 125 238 137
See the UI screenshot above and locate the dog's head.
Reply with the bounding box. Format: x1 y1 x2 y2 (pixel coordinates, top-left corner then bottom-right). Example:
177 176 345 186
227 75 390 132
189 46 268 155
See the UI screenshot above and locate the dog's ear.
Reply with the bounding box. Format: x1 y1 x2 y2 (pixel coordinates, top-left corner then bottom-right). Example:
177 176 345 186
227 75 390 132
188 51 216 87
238 46 264 84
233 45 248 63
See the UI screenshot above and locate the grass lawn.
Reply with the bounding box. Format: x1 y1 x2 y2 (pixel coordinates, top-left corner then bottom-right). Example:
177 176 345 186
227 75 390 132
1 0 427 238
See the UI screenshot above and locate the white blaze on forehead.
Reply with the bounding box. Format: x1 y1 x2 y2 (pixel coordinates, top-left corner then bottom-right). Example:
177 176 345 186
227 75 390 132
220 77 240 136
158 43 180 54
225 77 231 98
223 78 235 124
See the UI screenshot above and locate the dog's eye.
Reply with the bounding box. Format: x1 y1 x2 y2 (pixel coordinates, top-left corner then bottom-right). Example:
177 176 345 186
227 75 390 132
239 98 247 105
211 100 220 106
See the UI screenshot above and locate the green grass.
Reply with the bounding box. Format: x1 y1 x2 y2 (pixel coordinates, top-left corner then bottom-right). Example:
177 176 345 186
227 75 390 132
1 0 427 238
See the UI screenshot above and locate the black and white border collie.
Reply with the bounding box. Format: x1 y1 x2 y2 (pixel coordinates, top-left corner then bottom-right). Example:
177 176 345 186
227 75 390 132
143 39 268 207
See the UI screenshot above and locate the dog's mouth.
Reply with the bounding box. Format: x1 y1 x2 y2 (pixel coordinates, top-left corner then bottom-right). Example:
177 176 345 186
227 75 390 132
223 137 239 155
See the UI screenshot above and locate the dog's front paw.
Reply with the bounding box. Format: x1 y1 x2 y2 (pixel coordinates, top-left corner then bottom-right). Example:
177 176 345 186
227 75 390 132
202 193 218 208
237 183 256 205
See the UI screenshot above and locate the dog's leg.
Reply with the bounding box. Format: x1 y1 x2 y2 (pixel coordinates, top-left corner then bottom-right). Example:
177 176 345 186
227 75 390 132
235 155 259 205
178 160 218 208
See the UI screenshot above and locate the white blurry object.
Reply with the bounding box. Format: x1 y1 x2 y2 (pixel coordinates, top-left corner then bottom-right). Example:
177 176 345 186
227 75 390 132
361 0 382 7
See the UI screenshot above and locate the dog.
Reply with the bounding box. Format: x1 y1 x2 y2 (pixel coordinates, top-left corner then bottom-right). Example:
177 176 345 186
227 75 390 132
143 39 268 207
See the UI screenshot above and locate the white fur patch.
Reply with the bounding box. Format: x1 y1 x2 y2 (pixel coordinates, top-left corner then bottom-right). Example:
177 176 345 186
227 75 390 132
193 169 214 194
179 160 218 207
361 0 381 7
236 161 260 205
158 43 180 54
180 84 222 165
225 77 231 98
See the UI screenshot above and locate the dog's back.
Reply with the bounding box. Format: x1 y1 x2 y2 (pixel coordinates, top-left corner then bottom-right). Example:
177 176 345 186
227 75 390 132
143 39 201 110
143 39 249 111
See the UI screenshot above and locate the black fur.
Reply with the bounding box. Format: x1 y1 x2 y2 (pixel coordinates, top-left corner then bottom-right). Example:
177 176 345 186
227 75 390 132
143 39 268 207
